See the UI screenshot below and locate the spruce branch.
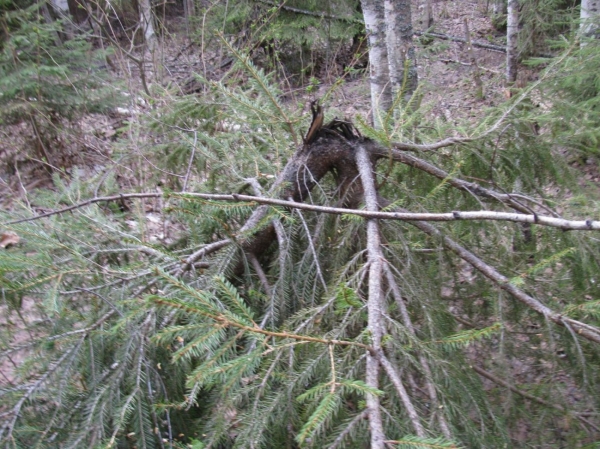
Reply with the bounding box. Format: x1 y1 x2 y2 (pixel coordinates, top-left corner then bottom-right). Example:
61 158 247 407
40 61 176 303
149 293 373 353
328 409 369 449
0 338 85 441
217 34 300 146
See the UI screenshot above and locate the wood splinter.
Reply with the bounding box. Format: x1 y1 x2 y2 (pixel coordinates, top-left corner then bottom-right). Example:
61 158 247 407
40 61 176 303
303 100 324 146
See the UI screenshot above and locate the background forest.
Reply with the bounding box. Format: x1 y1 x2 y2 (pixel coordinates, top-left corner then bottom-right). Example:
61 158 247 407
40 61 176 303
1 0 600 448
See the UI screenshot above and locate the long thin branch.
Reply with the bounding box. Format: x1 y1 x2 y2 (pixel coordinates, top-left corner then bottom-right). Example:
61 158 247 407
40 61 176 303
256 0 362 23
355 144 387 449
471 365 600 433
377 351 425 437
383 149 540 214
8 191 600 231
415 30 507 53
3 193 161 225
384 266 452 438
405 216 600 344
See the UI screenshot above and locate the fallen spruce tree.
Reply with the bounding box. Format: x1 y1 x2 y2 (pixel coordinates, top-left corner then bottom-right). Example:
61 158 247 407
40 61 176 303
2 75 600 447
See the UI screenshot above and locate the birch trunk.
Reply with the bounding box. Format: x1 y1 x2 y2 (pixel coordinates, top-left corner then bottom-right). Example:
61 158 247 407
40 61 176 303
492 0 506 16
361 0 392 128
49 0 74 40
384 0 418 103
139 0 158 55
581 0 600 39
506 0 518 84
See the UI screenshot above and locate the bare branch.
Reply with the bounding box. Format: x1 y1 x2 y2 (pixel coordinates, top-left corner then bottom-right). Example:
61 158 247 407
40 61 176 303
3 193 161 225
355 144 387 448
178 239 232 275
256 0 362 22
384 266 452 438
6 190 599 231
377 351 425 437
414 30 507 53
405 216 600 344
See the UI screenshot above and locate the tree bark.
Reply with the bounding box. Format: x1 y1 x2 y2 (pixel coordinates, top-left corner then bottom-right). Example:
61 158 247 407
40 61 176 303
384 0 418 103
183 0 195 35
139 0 158 55
361 0 392 127
506 0 518 84
581 0 600 39
356 143 387 449
492 0 507 16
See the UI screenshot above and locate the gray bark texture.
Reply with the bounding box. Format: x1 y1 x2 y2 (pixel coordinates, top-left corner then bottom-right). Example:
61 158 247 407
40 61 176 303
361 0 392 127
492 0 507 16
384 0 418 101
506 0 518 84
581 0 600 38
356 144 387 449
139 0 158 53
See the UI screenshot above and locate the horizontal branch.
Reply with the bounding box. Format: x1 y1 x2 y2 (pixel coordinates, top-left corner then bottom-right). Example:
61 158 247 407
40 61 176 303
5 191 599 231
414 30 554 58
256 0 362 23
150 295 374 353
3 193 161 225
415 30 507 53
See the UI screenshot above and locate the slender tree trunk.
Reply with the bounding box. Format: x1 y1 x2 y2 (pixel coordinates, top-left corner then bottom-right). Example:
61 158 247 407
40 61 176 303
423 0 433 28
492 0 507 16
581 0 600 39
139 0 158 54
361 0 392 128
183 0 195 36
384 0 418 103
506 0 518 84
51 0 76 39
